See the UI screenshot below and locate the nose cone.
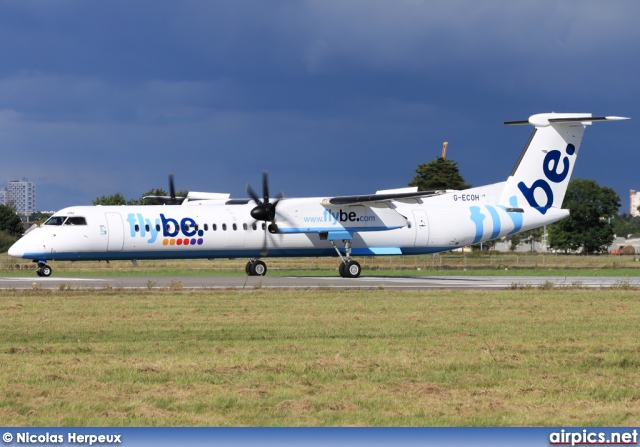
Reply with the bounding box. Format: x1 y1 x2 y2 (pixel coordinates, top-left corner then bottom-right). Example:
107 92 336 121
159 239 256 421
8 239 24 258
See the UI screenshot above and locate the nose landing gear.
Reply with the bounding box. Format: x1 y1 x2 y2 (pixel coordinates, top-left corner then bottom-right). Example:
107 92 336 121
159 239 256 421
36 262 52 277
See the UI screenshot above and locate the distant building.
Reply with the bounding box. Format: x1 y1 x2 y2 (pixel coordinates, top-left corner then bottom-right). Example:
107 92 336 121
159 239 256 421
631 190 640 217
5 178 36 215
0 188 6 206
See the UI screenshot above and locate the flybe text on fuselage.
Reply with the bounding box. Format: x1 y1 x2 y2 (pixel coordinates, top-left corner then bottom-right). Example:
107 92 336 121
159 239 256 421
126 213 204 245
303 209 377 225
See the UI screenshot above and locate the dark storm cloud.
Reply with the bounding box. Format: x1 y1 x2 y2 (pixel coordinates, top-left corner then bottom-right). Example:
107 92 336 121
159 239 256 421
0 0 638 210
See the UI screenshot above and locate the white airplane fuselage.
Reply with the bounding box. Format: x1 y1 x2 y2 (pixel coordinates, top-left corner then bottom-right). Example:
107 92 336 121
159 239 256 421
9 187 566 262
8 112 629 277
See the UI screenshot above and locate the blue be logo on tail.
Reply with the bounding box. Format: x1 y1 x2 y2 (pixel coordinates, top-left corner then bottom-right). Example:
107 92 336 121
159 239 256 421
517 144 575 214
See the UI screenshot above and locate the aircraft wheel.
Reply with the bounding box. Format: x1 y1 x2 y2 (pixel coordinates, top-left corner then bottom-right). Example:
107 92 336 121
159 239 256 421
37 264 52 277
250 260 267 276
338 262 347 278
345 260 361 278
245 261 253 275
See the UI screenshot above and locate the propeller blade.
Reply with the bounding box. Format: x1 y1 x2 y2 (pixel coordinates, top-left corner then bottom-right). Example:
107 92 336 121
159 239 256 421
262 170 269 204
169 173 176 203
246 183 261 205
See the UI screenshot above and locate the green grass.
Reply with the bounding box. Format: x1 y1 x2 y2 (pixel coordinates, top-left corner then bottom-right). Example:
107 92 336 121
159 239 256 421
2 287 640 426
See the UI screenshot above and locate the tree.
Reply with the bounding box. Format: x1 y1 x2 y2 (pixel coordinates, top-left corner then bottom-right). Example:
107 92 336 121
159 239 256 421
611 213 640 238
548 178 620 254
0 204 25 237
509 233 521 252
29 211 53 224
409 157 471 191
92 192 128 206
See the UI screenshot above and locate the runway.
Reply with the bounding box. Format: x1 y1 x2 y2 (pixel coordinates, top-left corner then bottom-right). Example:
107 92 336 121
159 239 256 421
0 274 637 290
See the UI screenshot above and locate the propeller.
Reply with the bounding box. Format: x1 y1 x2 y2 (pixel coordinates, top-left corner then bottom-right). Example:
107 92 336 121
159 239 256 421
143 173 187 205
167 173 184 205
246 170 284 255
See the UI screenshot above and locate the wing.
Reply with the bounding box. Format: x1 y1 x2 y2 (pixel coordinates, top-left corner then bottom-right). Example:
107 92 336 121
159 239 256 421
322 189 447 205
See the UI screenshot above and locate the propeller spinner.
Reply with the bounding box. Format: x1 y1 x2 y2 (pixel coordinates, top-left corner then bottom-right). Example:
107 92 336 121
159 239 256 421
246 170 283 224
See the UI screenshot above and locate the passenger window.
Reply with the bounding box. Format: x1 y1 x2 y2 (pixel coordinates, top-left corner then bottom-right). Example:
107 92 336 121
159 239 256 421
243 223 248 230
145 224 150 232
195 224 199 231
204 224 209 231
156 224 161 232
44 216 66 226
252 223 257 231
222 224 227 231
213 224 217 231
232 224 237 231
135 224 140 232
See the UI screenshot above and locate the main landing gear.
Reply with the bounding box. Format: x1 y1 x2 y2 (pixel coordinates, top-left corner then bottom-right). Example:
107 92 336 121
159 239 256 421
338 259 362 278
36 262 52 277
331 239 361 278
243 237 363 278
245 259 267 276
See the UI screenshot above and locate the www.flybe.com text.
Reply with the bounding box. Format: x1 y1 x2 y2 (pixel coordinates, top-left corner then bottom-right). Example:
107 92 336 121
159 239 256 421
304 209 376 225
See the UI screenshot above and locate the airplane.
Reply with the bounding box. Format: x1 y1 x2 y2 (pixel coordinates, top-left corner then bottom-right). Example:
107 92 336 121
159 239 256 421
8 112 629 278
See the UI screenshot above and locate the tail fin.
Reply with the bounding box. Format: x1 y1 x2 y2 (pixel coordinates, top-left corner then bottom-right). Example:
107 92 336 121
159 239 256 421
499 113 628 214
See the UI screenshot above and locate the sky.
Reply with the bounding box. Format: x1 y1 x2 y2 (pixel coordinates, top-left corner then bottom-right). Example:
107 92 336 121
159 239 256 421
0 0 638 212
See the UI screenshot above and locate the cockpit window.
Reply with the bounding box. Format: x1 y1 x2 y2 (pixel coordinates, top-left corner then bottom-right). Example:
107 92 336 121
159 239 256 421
44 216 67 226
64 217 87 225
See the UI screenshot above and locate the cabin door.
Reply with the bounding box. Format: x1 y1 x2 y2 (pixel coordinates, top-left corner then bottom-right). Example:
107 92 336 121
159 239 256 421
105 213 125 252
412 210 429 246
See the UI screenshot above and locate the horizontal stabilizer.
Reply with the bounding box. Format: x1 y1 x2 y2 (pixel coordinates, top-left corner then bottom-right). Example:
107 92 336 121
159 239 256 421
505 114 630 127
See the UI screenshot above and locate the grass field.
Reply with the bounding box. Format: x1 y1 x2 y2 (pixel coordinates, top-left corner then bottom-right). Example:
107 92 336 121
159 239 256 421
2 287 640 426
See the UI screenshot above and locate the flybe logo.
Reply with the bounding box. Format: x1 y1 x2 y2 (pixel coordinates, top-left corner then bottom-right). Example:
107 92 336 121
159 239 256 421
517 144 575 215
126 213 204 246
